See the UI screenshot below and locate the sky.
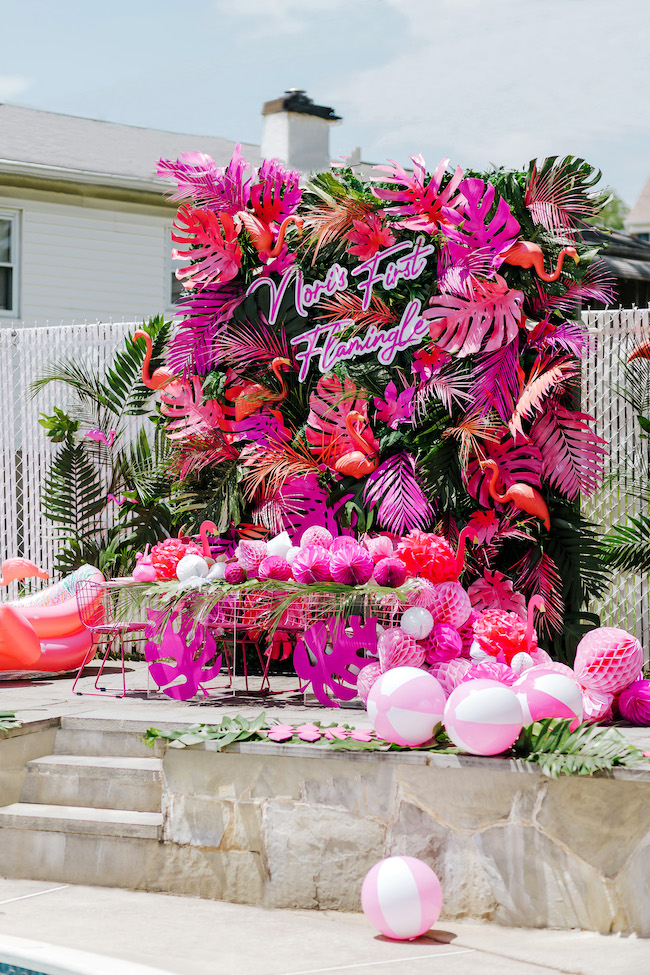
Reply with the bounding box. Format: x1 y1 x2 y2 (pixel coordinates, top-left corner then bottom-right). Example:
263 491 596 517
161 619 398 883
1 0 649 207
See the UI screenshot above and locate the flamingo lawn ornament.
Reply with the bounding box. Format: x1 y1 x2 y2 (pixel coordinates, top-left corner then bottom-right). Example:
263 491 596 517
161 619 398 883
502 242 579 282
133 330 177 390
86 429 117 447
525 595 546 654
334 411 379 478
229 357 292 422
199 520 218 560
479 459 551 531
239 214 303 261
0 558 49 587
452 525 479 578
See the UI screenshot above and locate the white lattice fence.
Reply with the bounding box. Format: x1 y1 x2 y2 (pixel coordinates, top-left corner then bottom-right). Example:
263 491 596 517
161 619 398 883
581 307 650 652
0 322 146 585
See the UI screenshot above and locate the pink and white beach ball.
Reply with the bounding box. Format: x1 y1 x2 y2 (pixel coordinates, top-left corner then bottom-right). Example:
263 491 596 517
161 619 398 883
514 667 583 731
361 856 443 941
366 667 445 746
443 679 523 755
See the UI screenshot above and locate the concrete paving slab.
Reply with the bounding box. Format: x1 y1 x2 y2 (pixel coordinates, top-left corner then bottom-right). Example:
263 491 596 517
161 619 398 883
0 880 646 975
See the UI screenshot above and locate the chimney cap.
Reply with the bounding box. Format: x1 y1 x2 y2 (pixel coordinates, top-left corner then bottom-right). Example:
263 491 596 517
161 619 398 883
262 90 341 121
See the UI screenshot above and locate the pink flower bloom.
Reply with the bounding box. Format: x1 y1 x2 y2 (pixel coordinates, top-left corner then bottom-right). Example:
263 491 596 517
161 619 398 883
323 726 349 740
346 213 396 260
297 723 322 742
350 728 375 742
267 724 295 742
411 347 451 381
374 381 415 430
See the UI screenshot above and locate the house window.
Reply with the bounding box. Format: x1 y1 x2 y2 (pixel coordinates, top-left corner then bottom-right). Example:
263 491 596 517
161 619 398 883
166 231 185 311
0 210 19 317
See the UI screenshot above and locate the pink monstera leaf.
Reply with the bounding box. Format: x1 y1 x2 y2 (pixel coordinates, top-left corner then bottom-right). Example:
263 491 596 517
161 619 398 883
530 404 607 500
160 375 226 442
293 615 376 707
306 373 370 462
172 206 242 290
424 275 524 358
440 178 520 270
144 609 222 701
371 155 464 232
363 451 433 536
465 438 543 509
250 158 302 226
467 570 527 619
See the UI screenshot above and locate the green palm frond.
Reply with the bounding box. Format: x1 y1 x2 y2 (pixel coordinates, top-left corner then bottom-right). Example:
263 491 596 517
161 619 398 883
601 515 650 574
514 718 645 778
42 443 105 537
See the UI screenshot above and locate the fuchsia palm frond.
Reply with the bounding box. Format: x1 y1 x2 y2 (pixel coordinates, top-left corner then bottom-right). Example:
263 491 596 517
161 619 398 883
157 145 253 213
529 259 617 317
363 452 433 535
170 433 239 480
167 284 243 375
412 365 471 417
524 155 603 241
250 158 302 226
465 437 543 508
470 338 522 423
172 207 242 290
530 404 608 500
159 376 225 442
315 291 396 331
215 319 294 372
306 374 367 459
512 550 564 636
440 178 520 269
371 155 464 232
424 275 524 357
438 242 500 296
532 319 589 357
508 357 578 438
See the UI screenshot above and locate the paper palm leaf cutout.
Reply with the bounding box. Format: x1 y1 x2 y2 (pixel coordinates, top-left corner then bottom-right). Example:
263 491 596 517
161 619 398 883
529 260 617 317
467 569 527 618
441 178 520 266
306 373 368 460
216 319 294 372
424 275 523 357
293 615 376 706
167 284 242 375
442 413 501 469
524 155 603 240
371 155 464 232
160 376 224 442
303 173 374 259
157 145 252 213
171 206 242 290
144 609 222 701
412 366 471 417
315 291 395 331
512 550 564 636
470 338 522 423
508 357 577 437
530 404 607 500
250 158 302 225
363 451 433 535
170 435 239 480
533 319 588 358
465 438 543 509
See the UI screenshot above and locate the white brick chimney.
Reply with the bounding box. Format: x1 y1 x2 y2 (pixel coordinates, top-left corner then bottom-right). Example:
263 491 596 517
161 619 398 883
261 90 341 173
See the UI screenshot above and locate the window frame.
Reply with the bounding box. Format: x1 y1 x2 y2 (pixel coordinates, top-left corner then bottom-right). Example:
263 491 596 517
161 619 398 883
165 226 185 314
0 208 20 319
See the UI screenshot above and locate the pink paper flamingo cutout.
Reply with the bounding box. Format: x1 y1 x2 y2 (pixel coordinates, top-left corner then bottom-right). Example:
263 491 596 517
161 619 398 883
0 558 49 586
86 429 117 447
238 214 303 261
107 494 135 506
525 595 546 653
452 525 479 578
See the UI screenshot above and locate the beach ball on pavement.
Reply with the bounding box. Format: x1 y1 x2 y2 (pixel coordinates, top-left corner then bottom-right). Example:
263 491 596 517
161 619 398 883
361 856 443 941
444 679 523 755
366 667 445 746
514 667 584 731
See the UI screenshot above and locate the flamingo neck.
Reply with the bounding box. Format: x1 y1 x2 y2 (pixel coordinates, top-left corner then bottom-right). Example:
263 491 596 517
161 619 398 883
268 216 303 258
525 596 544 650
538 248 568 283
453 526 473 577
269 360 289 402
485 463 507 503
135 332 154 387
345 412 373 455
199 520 218 558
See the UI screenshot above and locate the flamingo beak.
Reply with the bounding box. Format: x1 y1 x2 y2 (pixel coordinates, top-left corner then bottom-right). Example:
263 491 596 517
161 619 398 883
569 248 580 265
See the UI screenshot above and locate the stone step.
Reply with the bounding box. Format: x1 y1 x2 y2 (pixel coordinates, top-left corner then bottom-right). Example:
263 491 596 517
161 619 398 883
54 723 166 759
22 755 163 812
0 803 162 839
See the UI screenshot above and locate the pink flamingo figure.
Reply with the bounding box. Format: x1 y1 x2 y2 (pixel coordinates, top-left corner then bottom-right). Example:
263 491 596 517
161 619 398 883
133 331 177 390
502 241 579 282
525 595 546 654
479 459 551 531
334 411 379 478
132 545 157 583
199 520 218 560
86 429 117 447
228 357 292 422
0 558 49 587
239 214 303 261
451 525 479 578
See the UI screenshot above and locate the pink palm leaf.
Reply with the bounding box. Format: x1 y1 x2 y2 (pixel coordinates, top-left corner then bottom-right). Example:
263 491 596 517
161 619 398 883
412 364 471 417
465 437 543 508
315 291 396 331
440 178 520 270
371 155 464 232
306 374 368 460
363 451 433 535
470 337 522 423
512 550 564 636
531 318 589 358
215 319 294 372
529 260 617 317
250 158 302 226
508 357 577 438
524 155 603 240
530 404 608 500
424 275 524 357
157 145 253 213
172 207 242 290
168 284 243 375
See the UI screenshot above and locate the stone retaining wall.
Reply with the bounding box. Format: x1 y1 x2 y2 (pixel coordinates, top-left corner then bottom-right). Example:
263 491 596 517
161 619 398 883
161 743 650 935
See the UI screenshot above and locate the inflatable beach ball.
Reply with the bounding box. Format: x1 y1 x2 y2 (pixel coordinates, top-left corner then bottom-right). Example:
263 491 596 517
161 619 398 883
361 856 443 941
514 666 583 731
444 679 523 756
366 666 445 747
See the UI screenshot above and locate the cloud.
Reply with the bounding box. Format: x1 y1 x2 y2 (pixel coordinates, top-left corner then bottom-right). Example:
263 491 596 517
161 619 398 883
0 75 33 101
212 0 350 34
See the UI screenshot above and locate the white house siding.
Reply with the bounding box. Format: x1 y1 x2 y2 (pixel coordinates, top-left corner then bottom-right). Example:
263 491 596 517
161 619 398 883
0 184 174 327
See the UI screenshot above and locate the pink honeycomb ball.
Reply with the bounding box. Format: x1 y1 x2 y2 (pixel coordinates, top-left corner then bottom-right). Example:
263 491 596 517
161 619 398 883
330 535 358 553
581 687 614 724
330 544 374 586
361 856 443 941
300 526 334 549
405 578 438 609
421 622 462 665
236 539 267 573
367 667 446 746
378 628 425 671
258 556 292 582
357 661 382 705
443 679 523 755
514 667 584 731
574 627 643 694
462 660 517 686
365 535 395 563
224 562 247 584
617 679 650 726
291 545 332 584
427 582 472 628
428 657 472 695
374 557 408 588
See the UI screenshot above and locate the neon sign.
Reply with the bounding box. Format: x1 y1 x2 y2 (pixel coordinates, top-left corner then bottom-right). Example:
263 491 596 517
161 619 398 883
245 235 434 381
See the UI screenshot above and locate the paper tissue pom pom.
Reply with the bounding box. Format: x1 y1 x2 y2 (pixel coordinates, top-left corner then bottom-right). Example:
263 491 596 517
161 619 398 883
361 856 443 941
301 526 334 549
365 535 394 563
421 622 462 665
224 562 247 584
472 609 532 665
330 535 358 553
457 610 480 657
357 661 382 705
400 607 434 640
429 657 473 694
258 556 292 582
285 545 301 564
444 679 523 755
618 679 650 725
266 531 293 559
374 557 408 588
150 538 201 580
176 554 209 582
236 539 268 573
330 544 374 586
510 652 535 674
462 660 517 686
514 667 584 730
574 627 643 694
405 578 438 608
427 582 471 628
367 667 445 746
291 545 332 584
396 530 460 584
581 687 614 724
378 627 425 670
